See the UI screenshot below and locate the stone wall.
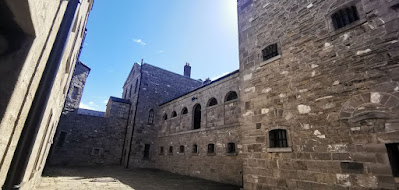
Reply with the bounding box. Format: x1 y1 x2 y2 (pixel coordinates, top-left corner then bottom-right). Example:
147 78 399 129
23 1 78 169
0 0 93 189
153 71 242 186
64 61 90 112
237 0 399 189
48 112 126 166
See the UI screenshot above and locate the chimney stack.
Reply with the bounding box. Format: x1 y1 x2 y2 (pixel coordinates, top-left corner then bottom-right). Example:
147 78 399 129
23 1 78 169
184 62 191 78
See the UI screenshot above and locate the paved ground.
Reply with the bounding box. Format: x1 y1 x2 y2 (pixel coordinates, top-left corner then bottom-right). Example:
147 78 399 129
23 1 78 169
36 166 241 190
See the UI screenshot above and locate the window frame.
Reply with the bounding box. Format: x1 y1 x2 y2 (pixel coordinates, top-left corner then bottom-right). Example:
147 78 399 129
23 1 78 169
171 111 177 118
207 143 216 155
226 142 237 156
207 98 218 107
148 109 155 124
192 144 198 154
181 107 188 115
225 91 239 102
266 128 292 153
179 145 185 154
326 0 366 36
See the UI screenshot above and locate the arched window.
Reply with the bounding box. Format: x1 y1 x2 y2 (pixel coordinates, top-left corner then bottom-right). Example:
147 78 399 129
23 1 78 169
148 109 154 124
227 143 236 153
207 144 215 154
269 129 288 148
207 98 218 107
162 114 168 121
193 104 201 129
225 91 238 102
171 111 177 118
179 145 185 153
192 144 198 153
181 107 188 115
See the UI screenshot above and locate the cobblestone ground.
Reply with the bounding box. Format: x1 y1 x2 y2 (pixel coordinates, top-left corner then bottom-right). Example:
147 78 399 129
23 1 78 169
36 166 241 190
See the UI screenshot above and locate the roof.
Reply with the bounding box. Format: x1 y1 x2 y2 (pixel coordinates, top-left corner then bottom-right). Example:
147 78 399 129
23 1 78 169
142 63 202 84
160 69 239 106
109 96 131 104
77 60 91 70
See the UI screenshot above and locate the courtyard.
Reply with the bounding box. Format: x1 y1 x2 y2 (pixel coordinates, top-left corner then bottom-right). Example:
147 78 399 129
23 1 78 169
36 166 241 190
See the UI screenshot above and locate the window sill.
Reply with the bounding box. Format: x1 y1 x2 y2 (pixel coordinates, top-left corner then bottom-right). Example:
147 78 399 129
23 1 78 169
207 153 216 156
328 19 366 37
225 99 239 104
266 147 292 153
259 55 281 67
226 152 237 156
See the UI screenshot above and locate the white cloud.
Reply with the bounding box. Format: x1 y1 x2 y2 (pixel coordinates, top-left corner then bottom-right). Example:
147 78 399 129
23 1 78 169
211 72 230 80
158 50 165 53
133 39 146 46
103 100 108 104
79 102 96 110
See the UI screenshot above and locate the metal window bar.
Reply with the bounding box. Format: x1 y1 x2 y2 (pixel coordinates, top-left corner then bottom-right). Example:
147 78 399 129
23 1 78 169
332 6 359 30
262 43 278 61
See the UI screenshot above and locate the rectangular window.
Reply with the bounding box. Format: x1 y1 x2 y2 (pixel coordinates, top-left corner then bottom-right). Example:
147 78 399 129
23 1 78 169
227 143 236 153
169 146 173 154
57 131 67 147
331 6 359 30
71 86 79 100
143 144 150 159
269 129 288 148
192 144 198 153
179 145 185 153
386 143 399 177
208 144 215 154
160 147 164 154
262 43 279 61
91 148 101 156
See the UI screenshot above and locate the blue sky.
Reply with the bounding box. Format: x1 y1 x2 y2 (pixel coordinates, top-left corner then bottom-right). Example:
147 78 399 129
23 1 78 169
79 0 239 111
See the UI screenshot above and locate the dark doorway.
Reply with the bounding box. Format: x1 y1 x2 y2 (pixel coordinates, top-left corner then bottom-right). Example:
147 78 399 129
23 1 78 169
143 144 150 159
193 104 201 129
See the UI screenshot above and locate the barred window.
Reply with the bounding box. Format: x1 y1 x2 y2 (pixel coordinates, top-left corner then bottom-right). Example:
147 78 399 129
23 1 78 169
262 43 279 61
331 6 359 30
227 143 236 153
269 129 288 148
148 109 154 124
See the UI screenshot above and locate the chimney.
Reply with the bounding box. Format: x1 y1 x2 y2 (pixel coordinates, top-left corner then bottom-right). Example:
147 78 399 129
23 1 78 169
184 62 191 78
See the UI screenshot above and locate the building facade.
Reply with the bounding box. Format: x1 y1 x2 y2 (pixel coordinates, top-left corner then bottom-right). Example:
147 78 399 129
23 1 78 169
0 0 93 189
237 0 399 189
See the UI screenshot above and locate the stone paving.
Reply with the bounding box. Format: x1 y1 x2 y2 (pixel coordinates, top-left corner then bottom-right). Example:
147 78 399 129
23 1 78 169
36 166 241 190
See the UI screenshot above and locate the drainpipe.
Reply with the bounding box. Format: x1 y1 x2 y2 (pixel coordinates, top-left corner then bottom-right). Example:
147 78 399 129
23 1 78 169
2 0 79 189
126 64 143 168
120 102 132 165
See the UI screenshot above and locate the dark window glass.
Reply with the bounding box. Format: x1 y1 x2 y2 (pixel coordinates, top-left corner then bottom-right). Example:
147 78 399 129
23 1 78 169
169 146 173 154
179 145 185 153
182 107 188 115
57 131 67 147
71 87 79 100
386 143 399 177
143 144 150 159
331 6 360 30
163 114 168 121
192 144 198 153
172 111 177 118
148 109 154 124
208 98 218 107
227 143 236 153
225 91 238 102
160 146 164 154
193 104 201 129
208 144 215 154
262 43 279 61
269 129 288 148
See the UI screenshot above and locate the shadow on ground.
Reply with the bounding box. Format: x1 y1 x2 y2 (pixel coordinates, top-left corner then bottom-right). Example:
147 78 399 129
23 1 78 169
40 166 241 190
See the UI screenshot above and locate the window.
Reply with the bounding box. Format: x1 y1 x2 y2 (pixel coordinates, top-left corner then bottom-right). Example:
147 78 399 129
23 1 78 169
225 91 238 102
160 146 164 154
262 43 279 61
71 86 79 100
193 104 201 129
192 144 198 153
169 146 173 154
171 111 177 118
269 129 288 148
162 114 168 121
179 145 185 153
134 79 139 93
91 148 102 156
148 109 154 124
207 98 218 107
386 143 399 177
143 144 150 159
57 131 67 147
208 144 215 154
331 6 359 30
181 107 188 115
227 143 236 154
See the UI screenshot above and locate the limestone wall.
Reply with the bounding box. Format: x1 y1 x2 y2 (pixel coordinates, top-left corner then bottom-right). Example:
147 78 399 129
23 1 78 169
237 0 399 189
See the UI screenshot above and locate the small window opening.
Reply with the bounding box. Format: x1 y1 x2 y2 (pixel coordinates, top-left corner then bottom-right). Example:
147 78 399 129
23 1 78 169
386 143 399 177
91 148 101 156
163 114 168 121
227 143 236 153
331 6 360 30
160 146 164 154
171 111 177 118
225 91 238 102
71 86 79 100
208 144 215 154
192 144 198 153
57 131 67 147
169 146 173 154
179 145 185 153
262 43 279 61
208 98 218 107
182 107 188 115
143 144 150 159
193 104 201 129
148 109 154 124
269 129 288 148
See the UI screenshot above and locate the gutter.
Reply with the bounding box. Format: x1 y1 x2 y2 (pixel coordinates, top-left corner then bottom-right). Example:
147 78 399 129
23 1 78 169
2 0 80 189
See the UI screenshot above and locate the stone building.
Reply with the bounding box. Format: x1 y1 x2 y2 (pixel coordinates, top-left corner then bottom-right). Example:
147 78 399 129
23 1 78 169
0 0 93 189
237 0 399 189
